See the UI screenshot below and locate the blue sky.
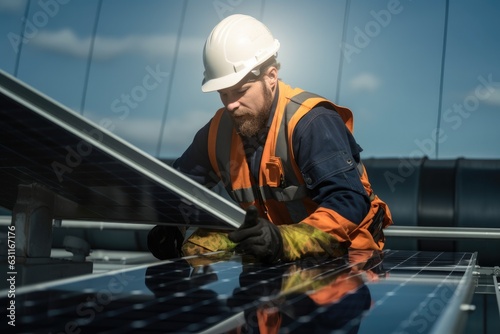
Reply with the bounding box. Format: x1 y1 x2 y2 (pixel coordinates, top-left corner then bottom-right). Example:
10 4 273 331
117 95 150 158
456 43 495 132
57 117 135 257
1 0 499 159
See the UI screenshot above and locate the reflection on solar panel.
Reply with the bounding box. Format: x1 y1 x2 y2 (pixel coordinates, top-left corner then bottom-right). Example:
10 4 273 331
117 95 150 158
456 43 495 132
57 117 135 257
1 250 476 333
0 69 244 228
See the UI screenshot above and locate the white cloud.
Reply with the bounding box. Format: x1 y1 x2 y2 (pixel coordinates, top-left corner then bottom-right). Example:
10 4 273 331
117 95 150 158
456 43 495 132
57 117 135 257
0 0 26 13
159 110 213 152
31 28 203 60
463 84 500 108
83 109 212 156
482 89 500 107
115 118 165 153
31 29 91 58
348 72 381 92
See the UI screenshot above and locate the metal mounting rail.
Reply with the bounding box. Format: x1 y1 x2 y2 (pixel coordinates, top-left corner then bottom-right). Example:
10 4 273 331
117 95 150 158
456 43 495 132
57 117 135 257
384 226 500 239
494 275 500 317
430 252 478 334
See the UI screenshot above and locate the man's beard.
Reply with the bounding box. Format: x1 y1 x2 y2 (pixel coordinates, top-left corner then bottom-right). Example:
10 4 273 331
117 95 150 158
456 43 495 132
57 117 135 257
233 81 273 138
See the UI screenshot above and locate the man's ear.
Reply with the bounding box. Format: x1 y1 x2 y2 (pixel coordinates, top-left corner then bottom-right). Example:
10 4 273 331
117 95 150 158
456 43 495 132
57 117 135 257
265 66 278 90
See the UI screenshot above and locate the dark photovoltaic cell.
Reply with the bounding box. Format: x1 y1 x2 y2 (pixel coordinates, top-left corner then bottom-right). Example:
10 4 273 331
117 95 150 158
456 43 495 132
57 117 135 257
0 70 244 228
1 250 476 333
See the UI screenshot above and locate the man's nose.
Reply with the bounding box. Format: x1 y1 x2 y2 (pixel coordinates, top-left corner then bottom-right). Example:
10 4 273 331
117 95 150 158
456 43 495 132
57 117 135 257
226 99 240 112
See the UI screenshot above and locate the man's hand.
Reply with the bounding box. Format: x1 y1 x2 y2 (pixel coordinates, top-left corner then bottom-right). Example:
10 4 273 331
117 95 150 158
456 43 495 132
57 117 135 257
228 206 283 263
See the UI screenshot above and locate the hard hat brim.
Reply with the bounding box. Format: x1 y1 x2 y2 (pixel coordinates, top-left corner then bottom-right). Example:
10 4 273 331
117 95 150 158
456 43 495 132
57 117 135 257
201 70 249 93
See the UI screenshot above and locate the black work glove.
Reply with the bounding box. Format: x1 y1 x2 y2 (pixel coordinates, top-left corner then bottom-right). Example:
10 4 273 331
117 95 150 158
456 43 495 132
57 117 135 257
147 225 184 260
228 206 283 264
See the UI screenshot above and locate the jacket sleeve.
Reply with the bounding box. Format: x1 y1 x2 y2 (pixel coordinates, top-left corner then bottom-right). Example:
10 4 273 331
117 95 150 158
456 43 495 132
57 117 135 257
291 106 371 247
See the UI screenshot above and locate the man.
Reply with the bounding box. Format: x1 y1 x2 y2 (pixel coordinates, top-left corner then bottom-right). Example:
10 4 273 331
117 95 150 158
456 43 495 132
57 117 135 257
148 14 392 264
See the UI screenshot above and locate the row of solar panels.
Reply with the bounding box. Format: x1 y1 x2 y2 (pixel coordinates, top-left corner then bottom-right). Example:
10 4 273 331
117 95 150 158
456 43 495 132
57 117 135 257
0 69 481 333
0 69 244 230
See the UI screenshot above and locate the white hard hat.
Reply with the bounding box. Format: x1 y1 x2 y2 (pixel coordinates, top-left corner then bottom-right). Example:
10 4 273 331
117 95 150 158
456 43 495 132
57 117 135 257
201 14 280 92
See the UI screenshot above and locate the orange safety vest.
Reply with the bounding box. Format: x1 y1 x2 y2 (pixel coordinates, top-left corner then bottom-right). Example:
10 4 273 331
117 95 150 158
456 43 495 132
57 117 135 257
208 81 392 250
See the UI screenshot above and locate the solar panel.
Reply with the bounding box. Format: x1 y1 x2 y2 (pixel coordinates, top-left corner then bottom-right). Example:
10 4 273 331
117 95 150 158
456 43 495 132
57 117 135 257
0 70 480 333
1 250 476 333
0 69 245 228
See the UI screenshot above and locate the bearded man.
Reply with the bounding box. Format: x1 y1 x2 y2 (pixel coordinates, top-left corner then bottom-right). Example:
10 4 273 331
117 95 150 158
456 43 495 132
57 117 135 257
148 14 393 264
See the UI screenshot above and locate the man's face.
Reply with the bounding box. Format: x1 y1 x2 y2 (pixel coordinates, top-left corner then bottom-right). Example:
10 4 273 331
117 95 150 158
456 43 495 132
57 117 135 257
218 68 276 137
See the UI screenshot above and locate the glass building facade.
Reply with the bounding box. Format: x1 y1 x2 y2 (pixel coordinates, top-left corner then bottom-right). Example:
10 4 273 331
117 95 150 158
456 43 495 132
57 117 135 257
1 0 499 160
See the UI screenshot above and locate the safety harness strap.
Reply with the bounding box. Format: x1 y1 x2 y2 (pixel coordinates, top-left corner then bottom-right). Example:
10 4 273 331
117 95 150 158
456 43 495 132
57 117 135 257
275 91 322 187
213 110 235 196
